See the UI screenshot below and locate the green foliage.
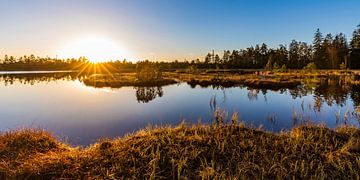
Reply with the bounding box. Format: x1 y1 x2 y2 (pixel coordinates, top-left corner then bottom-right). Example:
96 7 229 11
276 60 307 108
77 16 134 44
340 62 346 70
304 62 317 72
350 24 360 69
136 61 162 81
187 65 197 73
265 60 273 70
271 63 287 73
273 62 280 69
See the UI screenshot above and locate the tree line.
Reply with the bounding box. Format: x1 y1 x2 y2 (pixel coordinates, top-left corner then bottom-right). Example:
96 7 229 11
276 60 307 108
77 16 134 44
0 56 135 72
201 25 360 70
1 24 360 71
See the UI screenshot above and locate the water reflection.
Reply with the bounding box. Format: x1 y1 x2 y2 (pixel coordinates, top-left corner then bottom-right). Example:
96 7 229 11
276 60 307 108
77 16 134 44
135 86 163 103
247 89 260 101
0 72 166 104
0 72 82 86
0 72 360 146
288 76 357 111
1 73 360 108
350 85 360 106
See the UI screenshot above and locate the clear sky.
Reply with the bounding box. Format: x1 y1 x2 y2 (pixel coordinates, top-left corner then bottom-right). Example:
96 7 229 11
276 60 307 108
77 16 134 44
0 0 359 61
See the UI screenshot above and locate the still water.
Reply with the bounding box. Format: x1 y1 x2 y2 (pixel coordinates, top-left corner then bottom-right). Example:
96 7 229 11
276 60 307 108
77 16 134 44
0 72 359 146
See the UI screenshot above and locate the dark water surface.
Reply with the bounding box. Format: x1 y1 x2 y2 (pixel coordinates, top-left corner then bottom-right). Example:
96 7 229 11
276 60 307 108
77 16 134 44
0 72 359 146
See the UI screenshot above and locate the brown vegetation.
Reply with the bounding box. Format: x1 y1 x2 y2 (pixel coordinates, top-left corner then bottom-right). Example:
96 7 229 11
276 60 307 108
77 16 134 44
81 70 360 90
82 73 177 88
1 123 359 179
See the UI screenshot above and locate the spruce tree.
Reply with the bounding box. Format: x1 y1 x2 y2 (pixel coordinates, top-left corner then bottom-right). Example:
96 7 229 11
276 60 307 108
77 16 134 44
313 29 325 68
350 24 360 69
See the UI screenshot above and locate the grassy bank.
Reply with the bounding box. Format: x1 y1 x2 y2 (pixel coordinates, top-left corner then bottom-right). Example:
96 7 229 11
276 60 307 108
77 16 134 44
82 73 177 87
1 123 359 179
81 70 360 90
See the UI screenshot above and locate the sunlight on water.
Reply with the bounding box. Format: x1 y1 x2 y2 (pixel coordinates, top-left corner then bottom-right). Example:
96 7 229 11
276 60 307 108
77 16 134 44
0 73 359 145
73 80 115 93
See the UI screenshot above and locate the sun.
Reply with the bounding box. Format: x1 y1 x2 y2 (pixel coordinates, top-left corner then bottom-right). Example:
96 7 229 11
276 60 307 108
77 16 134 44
58 36 131 63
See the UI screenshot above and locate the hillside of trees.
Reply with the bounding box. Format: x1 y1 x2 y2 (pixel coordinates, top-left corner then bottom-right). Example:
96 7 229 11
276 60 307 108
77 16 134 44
1 25 360 71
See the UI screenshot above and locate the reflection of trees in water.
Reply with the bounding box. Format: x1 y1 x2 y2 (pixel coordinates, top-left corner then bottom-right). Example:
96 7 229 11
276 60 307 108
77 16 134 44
243 76 360 124
260 89 268 102
350 85 360 107
0 73 167 103
135 86 163 103
247 89 259 101
3 73 360 111
286 76 358 111
246 89 268 102
288 86 313 99
312 77 350 111
0 72 82 86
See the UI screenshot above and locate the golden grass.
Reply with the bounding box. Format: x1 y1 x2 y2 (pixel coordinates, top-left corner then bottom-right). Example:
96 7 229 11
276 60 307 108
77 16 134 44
1 123 359 179
82 73 177 88
80 70 360 90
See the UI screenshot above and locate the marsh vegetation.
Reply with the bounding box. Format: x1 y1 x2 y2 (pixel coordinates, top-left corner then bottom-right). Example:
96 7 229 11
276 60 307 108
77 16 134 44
2 1 360 178
1 120 359 179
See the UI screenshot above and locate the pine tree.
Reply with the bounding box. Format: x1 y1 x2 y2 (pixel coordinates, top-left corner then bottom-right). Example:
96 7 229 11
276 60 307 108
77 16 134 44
334 33 349 69
298 42 312 68
323 33 334 69
222 50 230 63
204 53 212 64
289 40 300 68
350 24 360 69
214 54 221 64
313 28 325 68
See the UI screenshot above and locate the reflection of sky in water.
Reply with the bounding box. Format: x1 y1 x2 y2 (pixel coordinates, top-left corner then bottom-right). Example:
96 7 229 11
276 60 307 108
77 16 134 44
0 78 359 146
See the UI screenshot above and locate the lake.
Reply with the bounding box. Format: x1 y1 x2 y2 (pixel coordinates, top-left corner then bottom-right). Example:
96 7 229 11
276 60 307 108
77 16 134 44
0 72 359 146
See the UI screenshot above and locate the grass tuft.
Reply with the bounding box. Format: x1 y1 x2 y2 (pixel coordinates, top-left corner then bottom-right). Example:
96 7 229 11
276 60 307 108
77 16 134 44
0 124 359 179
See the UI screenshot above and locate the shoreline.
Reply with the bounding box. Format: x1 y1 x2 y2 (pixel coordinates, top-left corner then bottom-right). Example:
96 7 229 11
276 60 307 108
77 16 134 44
81 70 360 90
1 123 359 179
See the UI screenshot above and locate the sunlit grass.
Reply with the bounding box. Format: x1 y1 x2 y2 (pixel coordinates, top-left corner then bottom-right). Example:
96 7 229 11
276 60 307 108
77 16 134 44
1 119 359 179
79 69 360 90
1 70 360 178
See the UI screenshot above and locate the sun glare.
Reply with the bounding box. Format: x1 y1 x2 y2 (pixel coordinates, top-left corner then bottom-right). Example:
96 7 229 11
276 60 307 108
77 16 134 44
58 36 130 63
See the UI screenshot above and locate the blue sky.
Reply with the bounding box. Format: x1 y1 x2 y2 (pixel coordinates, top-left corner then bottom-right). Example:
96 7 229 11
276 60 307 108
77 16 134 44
0 0 359 61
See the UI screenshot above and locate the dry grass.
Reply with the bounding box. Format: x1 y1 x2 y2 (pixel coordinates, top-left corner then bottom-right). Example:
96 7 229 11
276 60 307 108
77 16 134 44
1 123 359 179
80 70 360 90
82 73 177 88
